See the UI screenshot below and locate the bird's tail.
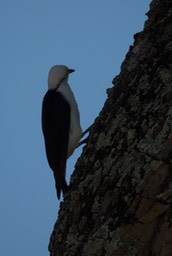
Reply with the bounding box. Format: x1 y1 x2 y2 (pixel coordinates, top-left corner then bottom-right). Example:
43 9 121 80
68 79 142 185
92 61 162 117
53 172 68 199
62 179 68 194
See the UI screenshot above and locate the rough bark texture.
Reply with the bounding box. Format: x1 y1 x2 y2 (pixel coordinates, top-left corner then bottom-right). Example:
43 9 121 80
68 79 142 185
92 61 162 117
49 0 172 255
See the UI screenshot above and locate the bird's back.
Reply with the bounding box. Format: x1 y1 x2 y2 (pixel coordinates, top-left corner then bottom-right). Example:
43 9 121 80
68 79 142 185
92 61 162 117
42 90 70 198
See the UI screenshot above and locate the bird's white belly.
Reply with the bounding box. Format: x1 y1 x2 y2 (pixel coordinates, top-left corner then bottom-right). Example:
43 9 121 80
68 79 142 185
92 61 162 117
67 112 82 158
57 82 82 157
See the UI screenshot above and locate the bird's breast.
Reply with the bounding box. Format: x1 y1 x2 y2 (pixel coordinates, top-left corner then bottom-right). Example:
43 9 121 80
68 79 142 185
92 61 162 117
67 110 82 157
57 83 82 157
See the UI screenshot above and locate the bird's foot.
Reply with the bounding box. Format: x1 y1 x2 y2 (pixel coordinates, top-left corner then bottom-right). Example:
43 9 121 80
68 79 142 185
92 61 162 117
77 125 92 148
81 125 92 138
78 137 89 147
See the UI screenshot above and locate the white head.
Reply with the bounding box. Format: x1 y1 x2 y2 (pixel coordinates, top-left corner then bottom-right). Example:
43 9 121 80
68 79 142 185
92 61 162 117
48 65 75 90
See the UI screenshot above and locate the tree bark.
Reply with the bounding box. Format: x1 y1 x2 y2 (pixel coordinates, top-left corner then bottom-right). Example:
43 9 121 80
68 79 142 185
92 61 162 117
49 0 172 255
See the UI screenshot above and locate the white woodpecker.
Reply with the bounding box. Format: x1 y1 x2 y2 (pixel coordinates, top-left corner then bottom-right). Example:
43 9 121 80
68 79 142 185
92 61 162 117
42 65 82 199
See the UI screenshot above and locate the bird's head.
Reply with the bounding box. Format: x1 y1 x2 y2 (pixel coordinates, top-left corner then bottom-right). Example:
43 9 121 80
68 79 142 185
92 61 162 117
48 65 75 90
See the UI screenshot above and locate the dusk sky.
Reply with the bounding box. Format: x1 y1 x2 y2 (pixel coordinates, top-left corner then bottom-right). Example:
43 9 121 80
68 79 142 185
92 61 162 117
0 1 151 255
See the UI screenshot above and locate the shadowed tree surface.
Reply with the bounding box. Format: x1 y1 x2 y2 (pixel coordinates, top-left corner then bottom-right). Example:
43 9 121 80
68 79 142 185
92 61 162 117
49 0 172 255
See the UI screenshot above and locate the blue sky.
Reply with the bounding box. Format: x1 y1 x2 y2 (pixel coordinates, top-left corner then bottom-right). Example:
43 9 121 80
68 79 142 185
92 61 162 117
0 1 151 255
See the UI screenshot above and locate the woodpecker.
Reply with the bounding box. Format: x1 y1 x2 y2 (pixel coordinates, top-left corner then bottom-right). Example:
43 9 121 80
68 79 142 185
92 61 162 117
42 65 82 199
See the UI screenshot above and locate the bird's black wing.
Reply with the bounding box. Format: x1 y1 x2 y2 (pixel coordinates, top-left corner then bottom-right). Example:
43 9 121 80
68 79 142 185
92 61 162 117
41 90 70 199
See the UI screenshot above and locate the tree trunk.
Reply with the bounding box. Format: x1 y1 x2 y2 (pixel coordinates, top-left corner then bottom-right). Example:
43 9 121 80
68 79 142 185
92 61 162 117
49 0 172 255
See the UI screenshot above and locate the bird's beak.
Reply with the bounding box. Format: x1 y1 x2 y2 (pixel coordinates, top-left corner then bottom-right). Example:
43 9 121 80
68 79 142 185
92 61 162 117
68 69 75 74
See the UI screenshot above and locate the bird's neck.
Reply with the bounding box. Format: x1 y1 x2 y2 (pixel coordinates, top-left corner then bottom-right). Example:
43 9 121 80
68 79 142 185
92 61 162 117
57 81 72 95
57 81 77 108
